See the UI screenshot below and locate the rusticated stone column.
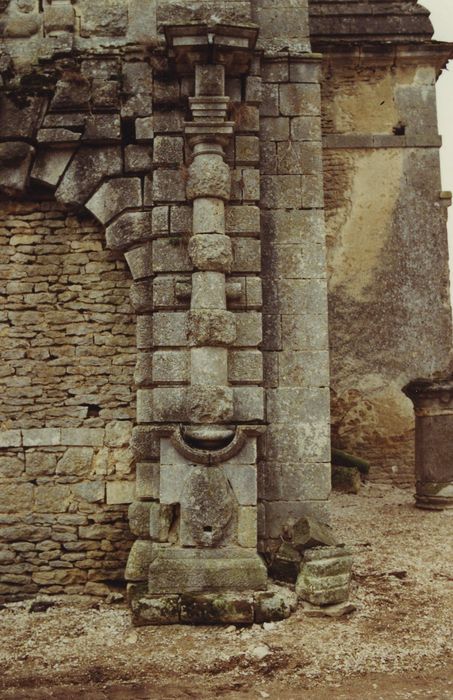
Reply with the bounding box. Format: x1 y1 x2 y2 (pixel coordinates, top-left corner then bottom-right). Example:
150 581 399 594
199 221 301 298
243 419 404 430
403 377 453 510
125 24 297 625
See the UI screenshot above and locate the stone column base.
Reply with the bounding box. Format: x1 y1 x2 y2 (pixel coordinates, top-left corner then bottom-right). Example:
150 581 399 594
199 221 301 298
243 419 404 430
415 482 453 510
128 583 297 626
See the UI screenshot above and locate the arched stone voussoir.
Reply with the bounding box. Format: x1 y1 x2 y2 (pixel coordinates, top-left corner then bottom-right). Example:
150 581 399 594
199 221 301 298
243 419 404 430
106 211 153 252
54 146 122 207
0 142 35 195
85 177 143 226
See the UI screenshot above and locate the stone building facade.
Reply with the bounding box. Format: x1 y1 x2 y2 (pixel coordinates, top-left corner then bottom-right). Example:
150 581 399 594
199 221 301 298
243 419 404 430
0 0 451 613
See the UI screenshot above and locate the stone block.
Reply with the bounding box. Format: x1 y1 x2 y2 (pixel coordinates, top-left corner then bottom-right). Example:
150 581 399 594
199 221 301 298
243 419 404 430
279 350 330 388
193 198 225 234
80 1 128 37
152 206 169 234
246 278 263 308
153 136 184 165
25 451 56 477
131 426 160 461
234 387 265 422
261 175 301 208
186 385 234 424
187 157 231 201
153 110 184 133
188 234 232 272
136 313 152 350
84 115 121 142
238 507 257 547
105 421 133 448
0 483 33 513
136 389 154 423
149 503 174 541
229 350 263 384
56 447 94 476
153 169 186 202
291 116 322 142
296 548 353 606
160 463 186 504
135 117 154 142
260 117 290 142
301 174 324 208
254 585 297 623
225 206 260 236
261 83 279 117
281 314 329 351
0 430 21 448
264 462 331 501
232 238 261 273
22 428 61 447
131 595 180 626
72 481 105 504
224 464 257 505
191 271 225 309
235 136 260 165
191 347 228 385
125 244 153 281
332 466 362 494
130 280 154 313
86 178 142 225
266 421 330 463
279 84 320 117
245 76 262 104
152 276 176 308
235 312 262 347
92 79 119 109
195 64 225 96
170 206 192 234
136 463 160 501
148 549 267 595
262 209 325 245
153 312 188 346
55 147 122 207
266 388 330 425
60 428 104 447
187 310 236 347
180 593 254 625
152 388 187 422
289 60 320 83
106 481 135 505
0 142 35 195
135 353 153 386
153 350 189 383
240 168 260 201
129 501 152 537
125 539 156 582
35 484 70 513
31 149 74 188
261 501 331 540
106 211 152 251
152 238 191 273
125 145 153 173
277 142 322 175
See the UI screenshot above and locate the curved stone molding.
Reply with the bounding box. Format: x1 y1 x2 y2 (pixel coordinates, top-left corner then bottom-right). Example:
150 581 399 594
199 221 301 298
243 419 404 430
169 424 265 466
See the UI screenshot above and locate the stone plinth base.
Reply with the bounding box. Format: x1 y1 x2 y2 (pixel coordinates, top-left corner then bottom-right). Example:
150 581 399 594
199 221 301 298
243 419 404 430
148 547 267 595
129 584 297 626
415 482 453 511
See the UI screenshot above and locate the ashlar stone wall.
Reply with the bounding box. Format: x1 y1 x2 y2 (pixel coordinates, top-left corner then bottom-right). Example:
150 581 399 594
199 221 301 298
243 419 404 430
0 200 136 601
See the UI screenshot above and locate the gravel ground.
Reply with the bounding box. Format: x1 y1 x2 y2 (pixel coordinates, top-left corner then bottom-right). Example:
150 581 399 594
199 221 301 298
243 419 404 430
0 484 452 699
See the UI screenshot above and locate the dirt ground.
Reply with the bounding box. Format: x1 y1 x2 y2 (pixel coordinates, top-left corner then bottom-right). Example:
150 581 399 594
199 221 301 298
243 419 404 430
0 485 452 700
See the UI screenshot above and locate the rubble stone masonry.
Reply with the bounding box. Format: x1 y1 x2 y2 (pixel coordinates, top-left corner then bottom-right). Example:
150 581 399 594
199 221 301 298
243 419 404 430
0 200 136 601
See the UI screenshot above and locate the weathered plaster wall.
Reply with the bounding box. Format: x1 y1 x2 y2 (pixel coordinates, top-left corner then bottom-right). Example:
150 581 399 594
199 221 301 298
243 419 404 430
0 200 136 601
323 62 452 485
